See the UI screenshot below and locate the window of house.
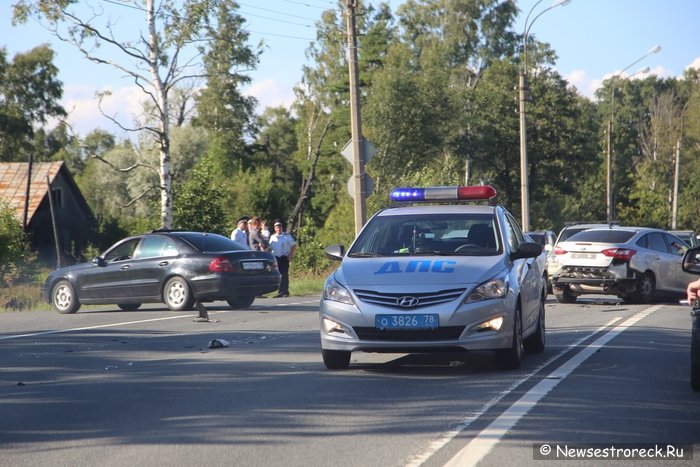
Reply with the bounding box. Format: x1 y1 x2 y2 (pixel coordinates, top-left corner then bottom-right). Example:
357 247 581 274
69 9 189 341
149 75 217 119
52 188 63 208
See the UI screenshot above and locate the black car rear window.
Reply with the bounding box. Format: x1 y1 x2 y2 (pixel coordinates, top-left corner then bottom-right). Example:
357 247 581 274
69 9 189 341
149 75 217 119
176 233 248 252
567 230 635 243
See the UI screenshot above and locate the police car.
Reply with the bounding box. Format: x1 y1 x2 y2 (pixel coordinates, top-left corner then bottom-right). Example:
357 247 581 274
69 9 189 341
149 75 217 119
319 186 547 370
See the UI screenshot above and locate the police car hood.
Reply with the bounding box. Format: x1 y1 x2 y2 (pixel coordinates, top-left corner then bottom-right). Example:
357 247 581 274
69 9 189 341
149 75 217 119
336 256 506 288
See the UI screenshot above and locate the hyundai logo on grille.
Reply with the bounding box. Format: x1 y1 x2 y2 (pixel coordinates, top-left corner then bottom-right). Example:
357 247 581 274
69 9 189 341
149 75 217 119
397 296 420 308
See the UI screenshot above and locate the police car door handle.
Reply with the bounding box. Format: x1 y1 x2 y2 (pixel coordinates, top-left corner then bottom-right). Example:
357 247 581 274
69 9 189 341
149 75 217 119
120 265 130 271
159 261 169 267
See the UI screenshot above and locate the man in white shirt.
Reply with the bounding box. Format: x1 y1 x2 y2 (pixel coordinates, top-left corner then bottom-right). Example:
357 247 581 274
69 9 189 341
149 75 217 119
230 216 250 249
268 219 296 297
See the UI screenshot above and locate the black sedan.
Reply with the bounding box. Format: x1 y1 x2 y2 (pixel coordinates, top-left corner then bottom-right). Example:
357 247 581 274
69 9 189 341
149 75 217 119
42 230 281 314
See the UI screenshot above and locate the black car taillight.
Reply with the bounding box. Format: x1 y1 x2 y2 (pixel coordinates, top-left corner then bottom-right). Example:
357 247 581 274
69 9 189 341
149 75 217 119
209 256 236 273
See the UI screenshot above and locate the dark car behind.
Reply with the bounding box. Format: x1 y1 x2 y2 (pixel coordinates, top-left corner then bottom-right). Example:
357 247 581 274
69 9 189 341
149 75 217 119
43 231 281 314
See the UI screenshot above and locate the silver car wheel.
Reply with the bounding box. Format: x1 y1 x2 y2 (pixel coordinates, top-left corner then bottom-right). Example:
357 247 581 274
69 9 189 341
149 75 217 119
163 276 194 311
52 280 80 314
167 281 186 305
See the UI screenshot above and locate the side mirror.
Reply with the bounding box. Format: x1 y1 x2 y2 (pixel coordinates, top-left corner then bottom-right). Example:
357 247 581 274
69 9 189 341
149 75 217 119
93 257 107 267
682 247 700 274
325 244 345 261
512 242 543 260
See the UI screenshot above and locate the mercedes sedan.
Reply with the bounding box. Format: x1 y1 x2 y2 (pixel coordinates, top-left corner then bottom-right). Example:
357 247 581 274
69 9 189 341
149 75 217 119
43 230 281 314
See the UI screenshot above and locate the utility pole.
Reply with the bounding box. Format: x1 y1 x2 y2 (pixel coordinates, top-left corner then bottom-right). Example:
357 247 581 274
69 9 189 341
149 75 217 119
518 68 530 232
345 0 366 234
672 138 680 229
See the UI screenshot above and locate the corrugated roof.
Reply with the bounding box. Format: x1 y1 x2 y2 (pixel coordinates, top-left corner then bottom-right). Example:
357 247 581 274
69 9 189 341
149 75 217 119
0 162 64 225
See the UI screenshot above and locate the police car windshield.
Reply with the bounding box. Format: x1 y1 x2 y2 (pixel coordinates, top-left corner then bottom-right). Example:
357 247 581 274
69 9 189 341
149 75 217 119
348 213 501 257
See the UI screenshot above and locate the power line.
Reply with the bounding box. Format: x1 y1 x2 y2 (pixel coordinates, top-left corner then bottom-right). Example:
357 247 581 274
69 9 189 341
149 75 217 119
246 29 316 42
241 10 314 28
237 1 318 22
279 0 337 10
101 0 318 35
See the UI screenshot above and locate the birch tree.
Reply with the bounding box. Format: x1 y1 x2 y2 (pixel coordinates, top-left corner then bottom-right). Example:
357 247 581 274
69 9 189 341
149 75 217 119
13 0 258 228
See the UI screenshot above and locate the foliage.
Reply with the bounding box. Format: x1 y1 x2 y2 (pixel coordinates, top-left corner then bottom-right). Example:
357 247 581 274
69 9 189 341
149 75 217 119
0 202 31 286
291 220 331 275
173 156 227 235
0 44 66 162
13 0 258 229
6 0 700 283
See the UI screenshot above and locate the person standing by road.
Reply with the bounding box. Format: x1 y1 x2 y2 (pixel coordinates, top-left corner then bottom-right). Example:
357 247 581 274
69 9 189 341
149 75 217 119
268 219 296 298
247 216 268 251
260 220 271 244
231 216 250 248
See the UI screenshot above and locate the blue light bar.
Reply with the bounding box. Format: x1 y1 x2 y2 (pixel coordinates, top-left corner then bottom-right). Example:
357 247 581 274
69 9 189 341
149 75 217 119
390 185 497 202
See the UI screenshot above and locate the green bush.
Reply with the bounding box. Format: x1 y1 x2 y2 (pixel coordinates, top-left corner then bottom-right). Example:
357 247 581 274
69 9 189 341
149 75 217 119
292 220 333 275
0 202 31 286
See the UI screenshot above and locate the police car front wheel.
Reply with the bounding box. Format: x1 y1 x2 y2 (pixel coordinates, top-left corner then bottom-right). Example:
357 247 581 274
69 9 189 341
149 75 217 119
495 309 523 369
322 349 351 370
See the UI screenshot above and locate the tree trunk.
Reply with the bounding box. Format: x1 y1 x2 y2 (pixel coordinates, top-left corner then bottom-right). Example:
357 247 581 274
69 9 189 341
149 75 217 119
287 117 332 233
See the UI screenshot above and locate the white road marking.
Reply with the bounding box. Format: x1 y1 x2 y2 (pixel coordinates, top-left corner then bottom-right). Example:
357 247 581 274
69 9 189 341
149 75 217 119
404 315 625 467
441 305 661 467
0 299 319 341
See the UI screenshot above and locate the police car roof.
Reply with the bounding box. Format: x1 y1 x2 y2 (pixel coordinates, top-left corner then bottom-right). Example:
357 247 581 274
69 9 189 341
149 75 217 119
376 204 498 216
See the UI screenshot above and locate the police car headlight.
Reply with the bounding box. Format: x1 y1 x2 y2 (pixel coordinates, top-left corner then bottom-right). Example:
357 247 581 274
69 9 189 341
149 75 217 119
466 278 507 302
323 275 354 305
322 318 353 338
470 316 504 332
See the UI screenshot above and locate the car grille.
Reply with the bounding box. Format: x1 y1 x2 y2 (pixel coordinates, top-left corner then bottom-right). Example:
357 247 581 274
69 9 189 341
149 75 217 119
354 326 465 341
558 266 613 279
353 288 466 310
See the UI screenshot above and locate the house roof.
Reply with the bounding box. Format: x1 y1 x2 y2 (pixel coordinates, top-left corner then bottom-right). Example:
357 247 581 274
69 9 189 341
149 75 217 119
0 161 90 226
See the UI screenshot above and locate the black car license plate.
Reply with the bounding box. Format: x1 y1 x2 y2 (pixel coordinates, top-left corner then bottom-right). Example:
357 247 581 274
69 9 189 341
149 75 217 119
241 261 264 270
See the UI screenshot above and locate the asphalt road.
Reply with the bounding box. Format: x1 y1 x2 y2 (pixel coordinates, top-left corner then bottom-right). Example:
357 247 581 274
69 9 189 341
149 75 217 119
1 295 698 466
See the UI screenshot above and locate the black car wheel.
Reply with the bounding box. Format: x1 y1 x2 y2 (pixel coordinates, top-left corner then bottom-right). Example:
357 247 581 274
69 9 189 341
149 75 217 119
496 308 523 369
52 280 81 314
117 303 141 311
633 272 655 304
322 349 351 370
163 276 195 311
524 299 546 354
553 285 577 304
227 295 255 309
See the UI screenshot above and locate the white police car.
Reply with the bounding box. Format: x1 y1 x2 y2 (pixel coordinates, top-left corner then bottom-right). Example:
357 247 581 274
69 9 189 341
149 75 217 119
319 186 547 370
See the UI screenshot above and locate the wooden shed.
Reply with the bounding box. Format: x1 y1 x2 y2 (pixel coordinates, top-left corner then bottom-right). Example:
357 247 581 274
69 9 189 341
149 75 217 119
0 162 95 266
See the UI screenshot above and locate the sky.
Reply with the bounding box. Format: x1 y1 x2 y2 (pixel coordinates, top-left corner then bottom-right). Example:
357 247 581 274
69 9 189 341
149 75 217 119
1 0 699 139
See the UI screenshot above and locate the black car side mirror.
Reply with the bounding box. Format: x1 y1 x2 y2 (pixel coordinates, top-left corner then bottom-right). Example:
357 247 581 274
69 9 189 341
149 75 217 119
511 242 543 260
682 247 700 275
93 257 107 267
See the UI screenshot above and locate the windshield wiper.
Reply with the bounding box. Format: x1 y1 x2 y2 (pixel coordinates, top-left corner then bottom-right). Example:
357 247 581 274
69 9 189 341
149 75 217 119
409 250 454 256
347 252 383 257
